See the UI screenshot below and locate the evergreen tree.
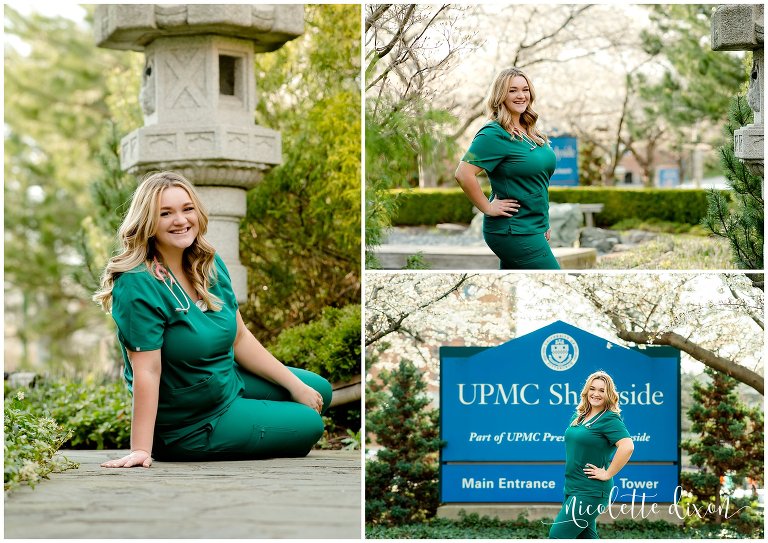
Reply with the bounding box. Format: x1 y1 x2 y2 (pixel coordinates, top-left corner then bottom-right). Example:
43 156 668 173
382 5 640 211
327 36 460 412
681 367 764 533
703 94 764 269
628 5 746 187
366 359 441 526
638 4 745 128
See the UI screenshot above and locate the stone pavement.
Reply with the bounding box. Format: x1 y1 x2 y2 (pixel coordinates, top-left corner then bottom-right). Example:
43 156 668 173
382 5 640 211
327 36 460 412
4 449 361 539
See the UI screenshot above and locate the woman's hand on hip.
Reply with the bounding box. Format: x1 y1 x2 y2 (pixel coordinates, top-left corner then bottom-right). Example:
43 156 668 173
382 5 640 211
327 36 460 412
583 463 610 481
101 450 152 469
545 228 552 241
290 382 324 414
484 198 520 217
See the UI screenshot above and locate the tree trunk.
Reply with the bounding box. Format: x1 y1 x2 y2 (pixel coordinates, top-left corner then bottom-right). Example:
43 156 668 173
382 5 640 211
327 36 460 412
417 151 438 188
715 482 722 523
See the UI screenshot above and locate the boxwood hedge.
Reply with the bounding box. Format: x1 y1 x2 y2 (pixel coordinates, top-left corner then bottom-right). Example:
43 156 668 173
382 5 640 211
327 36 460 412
389 187 730 228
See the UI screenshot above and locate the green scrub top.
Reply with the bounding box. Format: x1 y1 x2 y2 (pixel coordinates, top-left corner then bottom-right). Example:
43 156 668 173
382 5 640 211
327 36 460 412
563 410 631 498
462 121 557 234
111 253 243 446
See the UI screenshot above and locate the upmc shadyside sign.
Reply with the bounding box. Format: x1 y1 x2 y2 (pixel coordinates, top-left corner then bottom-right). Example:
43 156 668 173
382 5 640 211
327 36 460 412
549 137 579 186
440 321 680 503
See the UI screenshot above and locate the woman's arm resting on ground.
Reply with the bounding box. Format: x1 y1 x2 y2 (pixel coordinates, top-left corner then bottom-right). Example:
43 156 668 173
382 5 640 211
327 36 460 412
101 349 161 468
454 161 519 217
233 311 323 413
584 437 634 481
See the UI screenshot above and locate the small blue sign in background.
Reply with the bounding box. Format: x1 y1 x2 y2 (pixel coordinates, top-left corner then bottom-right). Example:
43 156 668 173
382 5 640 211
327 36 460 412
549 137 579 186
440 321 680 503
657 168 680 187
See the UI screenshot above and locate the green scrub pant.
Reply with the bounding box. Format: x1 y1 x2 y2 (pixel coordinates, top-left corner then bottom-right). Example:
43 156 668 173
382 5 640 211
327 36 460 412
548 494 608 539
483 231 560 270
154 367 332 461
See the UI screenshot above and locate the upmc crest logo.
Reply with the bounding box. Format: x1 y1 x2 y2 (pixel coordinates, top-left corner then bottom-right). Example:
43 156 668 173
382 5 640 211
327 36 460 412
540 333 579 371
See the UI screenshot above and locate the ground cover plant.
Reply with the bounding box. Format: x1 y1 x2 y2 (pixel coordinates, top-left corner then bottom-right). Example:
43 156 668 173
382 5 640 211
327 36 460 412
5 359 360 493
596 233 734 269
4 390 79 492
7 377 132 450
365 511 758 539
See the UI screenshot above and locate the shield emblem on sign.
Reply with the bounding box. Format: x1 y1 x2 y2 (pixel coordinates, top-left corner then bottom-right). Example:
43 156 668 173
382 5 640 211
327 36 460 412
550 342 569 363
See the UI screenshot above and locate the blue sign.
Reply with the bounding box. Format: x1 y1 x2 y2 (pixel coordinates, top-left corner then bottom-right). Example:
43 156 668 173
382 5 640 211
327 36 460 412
440 321 680 503
549 137 579 186
657 168 680 187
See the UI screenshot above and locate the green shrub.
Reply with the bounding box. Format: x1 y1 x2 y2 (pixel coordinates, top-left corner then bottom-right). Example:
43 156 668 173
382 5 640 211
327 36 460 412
388 187 730 228
404 252 430 270
268 304 361 385
365 512 753 539
548 187 722 227
609 217 710 235
389 188 479 225
7 378 131 450
4 392 79 492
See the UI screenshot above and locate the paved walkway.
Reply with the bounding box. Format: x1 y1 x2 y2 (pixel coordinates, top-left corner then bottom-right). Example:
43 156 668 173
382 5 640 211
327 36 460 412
4 449 361 539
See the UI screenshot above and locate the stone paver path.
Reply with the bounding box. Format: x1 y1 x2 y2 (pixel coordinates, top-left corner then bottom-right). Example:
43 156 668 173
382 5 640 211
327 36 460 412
4 449 361 539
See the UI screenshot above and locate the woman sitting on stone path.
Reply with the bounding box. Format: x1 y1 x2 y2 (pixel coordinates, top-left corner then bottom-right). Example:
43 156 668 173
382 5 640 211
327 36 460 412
94 171 331 467
455 67 560 269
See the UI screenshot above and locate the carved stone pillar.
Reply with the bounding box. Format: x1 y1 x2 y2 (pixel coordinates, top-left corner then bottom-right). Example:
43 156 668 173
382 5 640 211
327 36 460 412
94 4 304 302
711 4 764 176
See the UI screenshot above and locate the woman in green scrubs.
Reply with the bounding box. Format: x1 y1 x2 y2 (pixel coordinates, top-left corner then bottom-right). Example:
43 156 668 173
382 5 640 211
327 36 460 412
94 171 332 467
455 67 559 269
549 371 634 539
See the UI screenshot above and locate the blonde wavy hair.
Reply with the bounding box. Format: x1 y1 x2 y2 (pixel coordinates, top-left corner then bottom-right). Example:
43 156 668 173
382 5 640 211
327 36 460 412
485 67 548 145
93 171 222 313
570 370 622 427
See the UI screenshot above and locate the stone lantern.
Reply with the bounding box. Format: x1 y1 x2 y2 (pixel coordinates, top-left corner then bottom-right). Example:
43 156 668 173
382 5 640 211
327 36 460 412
93 4 304 301
711 4 764 177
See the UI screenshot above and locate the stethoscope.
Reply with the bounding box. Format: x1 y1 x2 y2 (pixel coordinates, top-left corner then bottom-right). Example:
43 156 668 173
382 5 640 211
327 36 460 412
511 129 540 151
151 257 207 313
582 408 607 428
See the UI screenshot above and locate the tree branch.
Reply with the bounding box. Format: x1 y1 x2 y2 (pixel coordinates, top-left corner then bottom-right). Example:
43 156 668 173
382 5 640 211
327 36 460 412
449 99 486 141
724 279 765 330
366 274 474 346
616 329 764 395
518 5 592 51
366 4 393 33
374 4 414 60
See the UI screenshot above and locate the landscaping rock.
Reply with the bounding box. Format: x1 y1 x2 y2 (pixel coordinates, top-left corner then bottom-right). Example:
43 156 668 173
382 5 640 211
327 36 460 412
5 372 39 388
548 203 583 248
580 227 621 254
621 229 659 245
462 211 485 240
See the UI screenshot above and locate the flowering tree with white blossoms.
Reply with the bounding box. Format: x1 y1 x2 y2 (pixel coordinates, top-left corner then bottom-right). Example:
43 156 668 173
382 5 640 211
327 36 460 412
366 273 763 395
